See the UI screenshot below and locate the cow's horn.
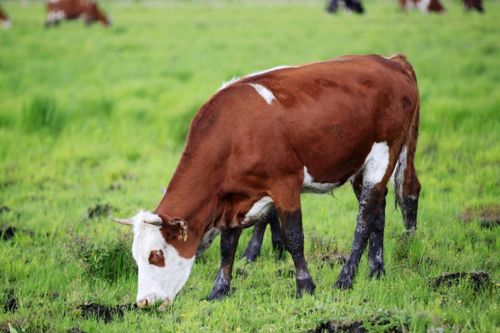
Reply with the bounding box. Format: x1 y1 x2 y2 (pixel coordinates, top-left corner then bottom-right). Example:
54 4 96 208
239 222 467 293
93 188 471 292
143 215 163 226
111 218 134 226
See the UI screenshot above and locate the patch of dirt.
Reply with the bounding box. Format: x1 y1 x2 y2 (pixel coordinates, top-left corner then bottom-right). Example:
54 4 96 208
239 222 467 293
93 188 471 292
0 226 16 241
318 253 348 267
3 289 18 312
432 271 492 291
86 204 114 219
235 268 249 279
309 235 348 267
77 302 135 323
460 205 500 229
0 320 23 333
310 312 408 333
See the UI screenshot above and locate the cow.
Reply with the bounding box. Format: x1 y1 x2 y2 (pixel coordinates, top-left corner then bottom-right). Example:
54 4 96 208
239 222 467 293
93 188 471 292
0 5 11 29
399 0 445 13
463 0 484 13
326 0 364 14
45 0 110 27
112 54 421 309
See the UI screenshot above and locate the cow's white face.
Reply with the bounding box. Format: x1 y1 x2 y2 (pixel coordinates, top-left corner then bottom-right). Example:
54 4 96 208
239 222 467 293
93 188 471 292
130 211 194 308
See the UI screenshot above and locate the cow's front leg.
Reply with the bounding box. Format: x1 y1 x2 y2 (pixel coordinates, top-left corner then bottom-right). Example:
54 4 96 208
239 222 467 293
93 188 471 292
206 228 241 300
336 184 384 289
279 209 315 297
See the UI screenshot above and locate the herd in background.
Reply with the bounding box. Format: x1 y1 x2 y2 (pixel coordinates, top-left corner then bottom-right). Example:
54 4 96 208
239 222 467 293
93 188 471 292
328 0 484 14
0 0 486 29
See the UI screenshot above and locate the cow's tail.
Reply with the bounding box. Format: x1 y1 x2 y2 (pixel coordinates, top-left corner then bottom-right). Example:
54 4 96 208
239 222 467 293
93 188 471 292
390 54 421 230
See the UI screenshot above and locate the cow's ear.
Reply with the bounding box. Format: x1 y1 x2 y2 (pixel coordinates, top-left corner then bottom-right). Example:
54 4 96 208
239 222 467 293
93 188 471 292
161 217 188 242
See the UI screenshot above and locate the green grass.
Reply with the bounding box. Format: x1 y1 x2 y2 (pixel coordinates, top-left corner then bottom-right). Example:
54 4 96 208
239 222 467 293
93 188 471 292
0 1 499 332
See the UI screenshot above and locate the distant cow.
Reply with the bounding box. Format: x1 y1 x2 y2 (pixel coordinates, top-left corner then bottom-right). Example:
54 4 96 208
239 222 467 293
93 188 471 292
45 0 110 27
0 5 11 29
399 0 445 13
327 0 364 14
112 54 421 307
463 0 484 13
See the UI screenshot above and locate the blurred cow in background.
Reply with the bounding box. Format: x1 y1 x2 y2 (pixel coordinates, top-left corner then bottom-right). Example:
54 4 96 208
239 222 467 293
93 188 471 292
45 0 110 27
463 0 484 13
0 5 11 29
399 0 445 13
326 0 364 14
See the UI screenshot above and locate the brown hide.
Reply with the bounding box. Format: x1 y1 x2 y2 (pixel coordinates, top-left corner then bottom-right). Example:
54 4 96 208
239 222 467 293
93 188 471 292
154 55 419 258
46 0 110 26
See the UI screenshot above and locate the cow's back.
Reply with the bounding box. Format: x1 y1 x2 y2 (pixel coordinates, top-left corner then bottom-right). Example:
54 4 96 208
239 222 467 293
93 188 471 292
204 55 418 185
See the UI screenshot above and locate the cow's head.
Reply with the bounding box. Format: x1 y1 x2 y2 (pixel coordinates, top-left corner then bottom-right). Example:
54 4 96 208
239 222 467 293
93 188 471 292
89 3 110 26
112 211 194 309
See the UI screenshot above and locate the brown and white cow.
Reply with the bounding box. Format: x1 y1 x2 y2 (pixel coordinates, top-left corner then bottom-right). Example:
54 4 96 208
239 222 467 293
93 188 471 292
0 5 11 29
113 54 421 308
399 0 445 13
45 0 110 27
463 0 484 13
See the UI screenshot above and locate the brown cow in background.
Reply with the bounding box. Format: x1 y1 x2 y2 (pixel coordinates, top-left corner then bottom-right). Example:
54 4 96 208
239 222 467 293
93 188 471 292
463 0 484 13
0 5 11 29
399 0 445 13
45 0 110 27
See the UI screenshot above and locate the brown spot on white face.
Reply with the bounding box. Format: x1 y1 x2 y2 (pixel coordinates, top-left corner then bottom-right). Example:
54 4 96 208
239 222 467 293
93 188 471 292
148 249 165 267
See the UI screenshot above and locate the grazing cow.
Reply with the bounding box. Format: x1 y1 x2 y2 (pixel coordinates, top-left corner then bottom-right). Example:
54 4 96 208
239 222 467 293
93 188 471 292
45 0 110 27
112 54 421 308
399 0 445 13
463 0 484 13
0 5 11 29
326 0 364 14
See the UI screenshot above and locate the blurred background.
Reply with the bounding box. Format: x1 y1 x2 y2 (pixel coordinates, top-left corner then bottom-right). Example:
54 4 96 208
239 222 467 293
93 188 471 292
0 1 498 332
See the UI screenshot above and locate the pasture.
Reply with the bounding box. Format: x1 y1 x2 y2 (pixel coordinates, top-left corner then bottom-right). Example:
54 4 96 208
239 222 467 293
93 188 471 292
0 1 499 332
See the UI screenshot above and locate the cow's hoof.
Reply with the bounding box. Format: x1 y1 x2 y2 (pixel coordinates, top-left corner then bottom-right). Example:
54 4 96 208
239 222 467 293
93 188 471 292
369 265 385 279
296 278 316 298
242 249 260 263
206 288 229 301
334 276 354 290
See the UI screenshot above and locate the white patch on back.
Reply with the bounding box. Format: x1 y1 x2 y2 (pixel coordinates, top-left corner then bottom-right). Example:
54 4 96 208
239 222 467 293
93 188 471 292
248 83 276 105
131 211 194 305
302 167 338 193
362 142 390 185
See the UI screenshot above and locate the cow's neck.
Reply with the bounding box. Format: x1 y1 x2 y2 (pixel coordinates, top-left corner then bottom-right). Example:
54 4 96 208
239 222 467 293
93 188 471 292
154 149 224 258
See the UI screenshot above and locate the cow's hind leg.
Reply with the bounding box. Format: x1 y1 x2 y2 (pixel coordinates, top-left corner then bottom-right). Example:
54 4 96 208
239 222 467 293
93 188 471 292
336 143 398 289
243 206 284 262
206 228 242 300
351 173 388 279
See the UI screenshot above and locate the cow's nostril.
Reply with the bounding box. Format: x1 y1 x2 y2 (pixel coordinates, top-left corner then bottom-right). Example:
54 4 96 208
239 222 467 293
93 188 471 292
137 299 149 308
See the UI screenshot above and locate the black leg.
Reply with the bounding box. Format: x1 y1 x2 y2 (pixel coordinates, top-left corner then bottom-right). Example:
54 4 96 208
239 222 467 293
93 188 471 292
336 185 384 289
268 207 285 259
207 228 241 300
368 189 387 279
242 219 268 262
279 209 315 297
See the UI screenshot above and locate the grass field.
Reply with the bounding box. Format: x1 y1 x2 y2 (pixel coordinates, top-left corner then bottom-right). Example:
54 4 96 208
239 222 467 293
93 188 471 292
0 1 499 332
